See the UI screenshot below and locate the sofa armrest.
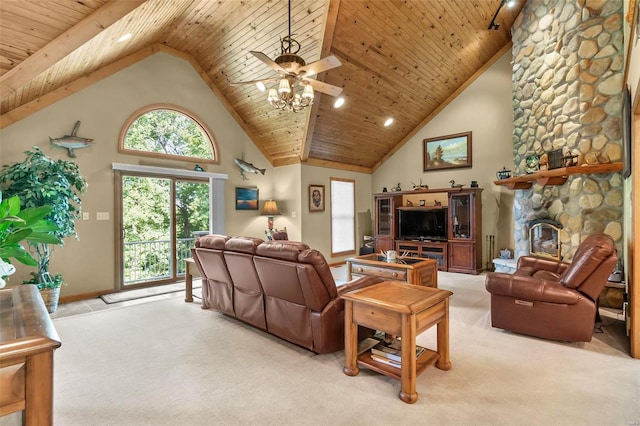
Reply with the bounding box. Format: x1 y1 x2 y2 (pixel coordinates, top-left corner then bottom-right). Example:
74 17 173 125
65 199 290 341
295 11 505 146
336 275 384 297
485 272 581 305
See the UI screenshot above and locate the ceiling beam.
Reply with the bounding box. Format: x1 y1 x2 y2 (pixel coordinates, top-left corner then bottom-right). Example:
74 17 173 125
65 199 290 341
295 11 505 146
0 43 160 129
303 156 372 174
300 0 341 161
0 0 146 100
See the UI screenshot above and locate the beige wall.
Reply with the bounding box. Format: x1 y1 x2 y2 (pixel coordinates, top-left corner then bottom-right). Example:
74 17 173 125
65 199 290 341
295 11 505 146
300 164 373 263
0 52 276 296
372 51 515 253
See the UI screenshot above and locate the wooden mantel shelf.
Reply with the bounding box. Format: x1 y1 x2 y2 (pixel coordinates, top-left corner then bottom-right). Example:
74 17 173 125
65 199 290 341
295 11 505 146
493 163 623 190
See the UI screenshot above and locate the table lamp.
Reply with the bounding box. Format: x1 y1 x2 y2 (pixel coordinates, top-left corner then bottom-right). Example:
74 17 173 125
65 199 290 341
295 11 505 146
261 200 281 231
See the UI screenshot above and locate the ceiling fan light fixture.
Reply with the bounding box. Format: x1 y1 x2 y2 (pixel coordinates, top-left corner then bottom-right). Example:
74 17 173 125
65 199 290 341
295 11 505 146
302 84 314 99
267 89 279 102
278 78 291 94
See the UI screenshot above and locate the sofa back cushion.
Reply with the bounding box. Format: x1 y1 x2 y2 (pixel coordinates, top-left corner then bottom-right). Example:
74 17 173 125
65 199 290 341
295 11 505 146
255 241 336 310
559 233 616 291
196 234 229 249
222 236 266 329
191 237 235 316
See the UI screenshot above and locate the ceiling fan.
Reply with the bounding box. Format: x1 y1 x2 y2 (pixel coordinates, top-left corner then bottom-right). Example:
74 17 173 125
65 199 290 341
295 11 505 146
233 0 343 112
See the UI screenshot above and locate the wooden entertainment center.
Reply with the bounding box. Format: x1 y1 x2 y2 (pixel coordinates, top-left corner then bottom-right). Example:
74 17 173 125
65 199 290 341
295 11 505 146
374 187 482 274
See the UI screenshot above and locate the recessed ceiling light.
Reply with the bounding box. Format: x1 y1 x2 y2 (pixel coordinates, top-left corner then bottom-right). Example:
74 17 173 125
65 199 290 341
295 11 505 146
506 0 516 7
384 118 394 127
333 97 345 108
117 33 132 43
256 82 266 92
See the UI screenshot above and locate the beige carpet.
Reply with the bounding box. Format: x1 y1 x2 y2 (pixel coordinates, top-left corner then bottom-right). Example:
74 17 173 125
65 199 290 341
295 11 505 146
100 282 201 304
24 273 640 425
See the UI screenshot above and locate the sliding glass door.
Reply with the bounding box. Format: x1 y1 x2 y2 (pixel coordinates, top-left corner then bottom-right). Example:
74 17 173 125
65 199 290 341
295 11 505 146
119 174 209 288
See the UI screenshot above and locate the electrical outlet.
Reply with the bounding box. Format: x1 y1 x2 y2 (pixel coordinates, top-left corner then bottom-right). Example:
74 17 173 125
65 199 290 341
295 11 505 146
291 211 297 218
82 212 90 221
96 212 110 221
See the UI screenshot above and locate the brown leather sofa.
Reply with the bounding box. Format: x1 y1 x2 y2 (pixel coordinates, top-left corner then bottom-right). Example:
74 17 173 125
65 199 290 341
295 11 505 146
191 235 383 353
485 233 617 342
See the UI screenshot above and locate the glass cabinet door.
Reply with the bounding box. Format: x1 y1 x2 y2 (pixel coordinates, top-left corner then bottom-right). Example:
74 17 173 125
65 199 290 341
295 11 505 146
450 193 471 239
376 197 392 236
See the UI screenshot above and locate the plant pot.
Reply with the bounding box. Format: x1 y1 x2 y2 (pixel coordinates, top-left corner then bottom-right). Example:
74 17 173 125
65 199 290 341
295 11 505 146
39 286 61 313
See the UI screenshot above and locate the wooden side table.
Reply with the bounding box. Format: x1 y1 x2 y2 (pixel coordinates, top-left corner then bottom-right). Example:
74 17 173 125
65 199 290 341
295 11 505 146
184 258 199 303
0 285 61 425
342 281 453 403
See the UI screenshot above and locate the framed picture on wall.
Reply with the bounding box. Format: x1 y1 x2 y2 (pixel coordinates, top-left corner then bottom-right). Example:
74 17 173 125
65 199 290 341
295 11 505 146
309 185 325 212
423 131 472 172
235 187 259 210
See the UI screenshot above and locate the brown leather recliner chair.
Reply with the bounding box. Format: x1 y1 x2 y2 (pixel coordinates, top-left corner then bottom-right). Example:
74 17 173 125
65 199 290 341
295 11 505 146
485 233 618 342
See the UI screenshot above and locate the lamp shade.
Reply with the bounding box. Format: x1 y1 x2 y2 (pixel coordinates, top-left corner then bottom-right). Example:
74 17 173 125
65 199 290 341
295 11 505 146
261 200 281 216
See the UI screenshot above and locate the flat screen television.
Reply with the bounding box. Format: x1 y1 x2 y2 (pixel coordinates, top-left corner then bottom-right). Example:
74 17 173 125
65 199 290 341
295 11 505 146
398 208 448 241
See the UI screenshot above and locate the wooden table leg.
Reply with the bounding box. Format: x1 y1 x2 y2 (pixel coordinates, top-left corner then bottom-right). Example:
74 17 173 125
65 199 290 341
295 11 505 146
24 351 54 426
436 298 451 370
185 259 194 303
342 300 359 376
399 312 418 404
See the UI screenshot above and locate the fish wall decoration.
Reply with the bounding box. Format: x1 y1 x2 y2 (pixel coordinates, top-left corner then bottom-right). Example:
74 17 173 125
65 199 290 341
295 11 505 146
234 158 265 181
50 121 93 158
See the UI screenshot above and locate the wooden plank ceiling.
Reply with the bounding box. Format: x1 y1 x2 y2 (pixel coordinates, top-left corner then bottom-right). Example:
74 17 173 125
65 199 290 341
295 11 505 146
0 0 524 172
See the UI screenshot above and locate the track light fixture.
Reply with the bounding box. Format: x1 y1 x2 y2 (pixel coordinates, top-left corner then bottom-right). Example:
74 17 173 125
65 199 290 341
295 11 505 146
488 0 508 31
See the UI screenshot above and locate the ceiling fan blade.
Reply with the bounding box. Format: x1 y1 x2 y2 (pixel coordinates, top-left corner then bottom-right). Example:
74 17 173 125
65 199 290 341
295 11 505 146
301 55 342 76
230 78 278 86
250 51 287 74
303 79 343 97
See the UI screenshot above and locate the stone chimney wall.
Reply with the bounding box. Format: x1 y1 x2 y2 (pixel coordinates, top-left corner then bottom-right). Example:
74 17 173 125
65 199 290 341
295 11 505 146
511 0 624 261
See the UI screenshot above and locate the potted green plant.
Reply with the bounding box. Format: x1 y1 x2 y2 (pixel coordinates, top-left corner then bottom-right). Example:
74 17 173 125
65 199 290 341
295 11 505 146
0 191 62 288
0 147 87 312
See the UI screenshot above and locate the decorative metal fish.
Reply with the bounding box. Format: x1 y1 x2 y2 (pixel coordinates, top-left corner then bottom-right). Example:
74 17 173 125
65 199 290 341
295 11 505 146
234 158 265 181
50 121 93 158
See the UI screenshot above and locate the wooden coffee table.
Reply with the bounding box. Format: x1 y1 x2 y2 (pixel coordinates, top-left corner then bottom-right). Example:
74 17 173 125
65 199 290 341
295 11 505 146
346 253 438 287
342 281 453 403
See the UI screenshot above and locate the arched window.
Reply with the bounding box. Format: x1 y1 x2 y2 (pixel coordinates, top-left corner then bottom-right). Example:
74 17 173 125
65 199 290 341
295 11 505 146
119 104 219 164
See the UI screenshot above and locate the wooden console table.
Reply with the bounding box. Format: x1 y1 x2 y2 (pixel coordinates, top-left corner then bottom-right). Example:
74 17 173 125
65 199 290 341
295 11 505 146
342 281 453 403
0 285 61 425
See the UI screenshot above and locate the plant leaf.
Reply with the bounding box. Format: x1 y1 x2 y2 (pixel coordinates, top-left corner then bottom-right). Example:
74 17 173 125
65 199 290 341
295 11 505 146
25 232 62 244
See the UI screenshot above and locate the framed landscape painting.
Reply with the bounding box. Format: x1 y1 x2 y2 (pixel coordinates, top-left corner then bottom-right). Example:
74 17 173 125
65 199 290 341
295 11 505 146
235 187 259 210
423 131 472 172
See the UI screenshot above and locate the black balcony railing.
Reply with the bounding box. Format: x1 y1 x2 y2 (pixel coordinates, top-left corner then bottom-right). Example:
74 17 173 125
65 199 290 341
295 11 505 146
123 237 195 285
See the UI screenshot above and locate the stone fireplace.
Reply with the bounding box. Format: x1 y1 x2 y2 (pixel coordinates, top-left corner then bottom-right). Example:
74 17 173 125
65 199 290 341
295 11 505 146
528 219 563 260
511 0 624 261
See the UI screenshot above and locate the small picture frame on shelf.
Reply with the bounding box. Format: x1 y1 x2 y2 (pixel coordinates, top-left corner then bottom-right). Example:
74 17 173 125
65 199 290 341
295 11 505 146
525 154 540 174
